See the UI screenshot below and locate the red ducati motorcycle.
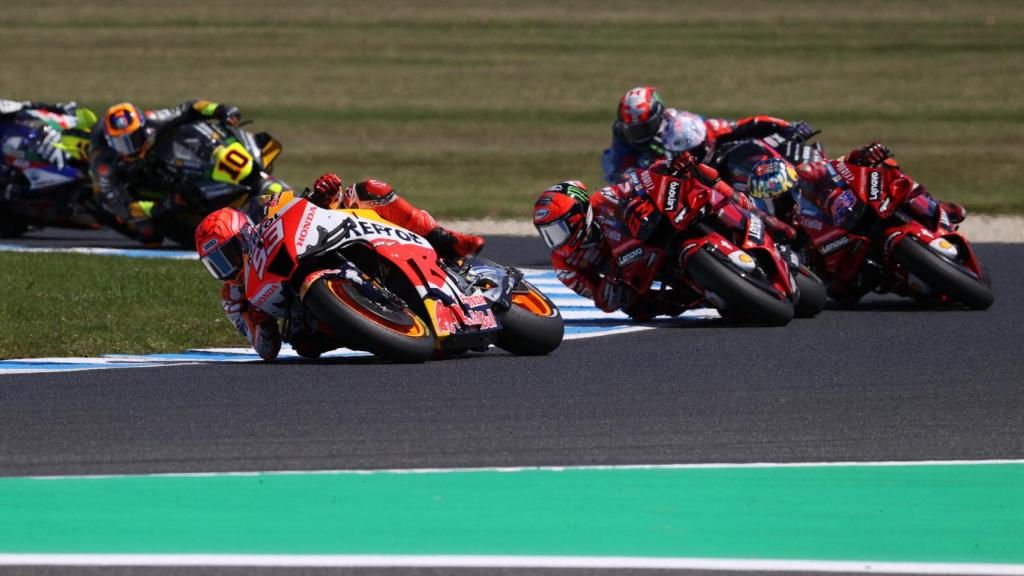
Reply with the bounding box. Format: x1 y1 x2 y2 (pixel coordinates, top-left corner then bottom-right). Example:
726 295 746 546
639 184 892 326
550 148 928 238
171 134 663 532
795 159 993 309
611 167 799 326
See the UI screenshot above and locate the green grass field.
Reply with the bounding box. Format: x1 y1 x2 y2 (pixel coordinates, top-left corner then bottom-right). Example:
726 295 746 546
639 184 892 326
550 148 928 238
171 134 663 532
0 253 236 359
1 1 1021 358
2 0 1021 219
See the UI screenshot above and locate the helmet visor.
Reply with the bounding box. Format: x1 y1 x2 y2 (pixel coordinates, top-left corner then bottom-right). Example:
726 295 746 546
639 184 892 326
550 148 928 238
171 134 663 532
200 236 244 281
537 217 574 250
107 130 146 158
619 115 662 147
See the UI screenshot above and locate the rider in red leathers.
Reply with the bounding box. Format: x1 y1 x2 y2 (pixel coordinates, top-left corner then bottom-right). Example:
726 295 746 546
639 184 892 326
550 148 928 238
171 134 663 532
196 173 486 360
535 153 794 320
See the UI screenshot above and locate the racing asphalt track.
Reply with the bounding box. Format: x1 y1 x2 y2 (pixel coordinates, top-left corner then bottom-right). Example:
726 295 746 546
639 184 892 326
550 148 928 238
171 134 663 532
1 229 1022 575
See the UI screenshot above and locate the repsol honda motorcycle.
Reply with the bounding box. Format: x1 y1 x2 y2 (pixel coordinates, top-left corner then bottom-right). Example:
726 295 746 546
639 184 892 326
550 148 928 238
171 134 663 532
613 166 801 326
244 191 564 361
0 107 100 237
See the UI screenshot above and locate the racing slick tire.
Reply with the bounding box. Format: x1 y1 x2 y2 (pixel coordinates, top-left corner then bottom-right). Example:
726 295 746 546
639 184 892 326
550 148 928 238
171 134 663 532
496 279 564 356
303 276 435 362
686 248 794 326
794 266 828 318
893 237 994 310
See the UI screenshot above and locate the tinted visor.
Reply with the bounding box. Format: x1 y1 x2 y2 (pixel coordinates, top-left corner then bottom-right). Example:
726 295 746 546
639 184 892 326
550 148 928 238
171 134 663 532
200 236 244 281
537 218 574 250
618 115 662 147
107 129 147 158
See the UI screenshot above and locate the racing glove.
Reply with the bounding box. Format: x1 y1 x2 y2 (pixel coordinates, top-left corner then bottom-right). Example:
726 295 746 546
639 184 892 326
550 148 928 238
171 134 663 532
214 104 241 126
622 194 659 240
311 172 344 209
785 121 815 142
849 143 892 167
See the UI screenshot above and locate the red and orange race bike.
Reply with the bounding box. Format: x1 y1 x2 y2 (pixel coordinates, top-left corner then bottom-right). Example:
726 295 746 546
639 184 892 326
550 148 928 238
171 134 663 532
614 167 805 326
793 158 993 309
243 192 564 361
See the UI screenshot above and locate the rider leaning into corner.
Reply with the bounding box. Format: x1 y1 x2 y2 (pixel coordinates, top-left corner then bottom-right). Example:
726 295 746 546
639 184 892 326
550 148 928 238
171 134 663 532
601 85 813 185
534 152 794 321
0 99 83 184
750 143 967 300
194 172 486 360
89 99 243 246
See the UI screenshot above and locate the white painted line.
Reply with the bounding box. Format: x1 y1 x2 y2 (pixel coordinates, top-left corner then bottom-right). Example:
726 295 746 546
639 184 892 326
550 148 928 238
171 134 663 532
21 458 1024 481
0 554 1020 573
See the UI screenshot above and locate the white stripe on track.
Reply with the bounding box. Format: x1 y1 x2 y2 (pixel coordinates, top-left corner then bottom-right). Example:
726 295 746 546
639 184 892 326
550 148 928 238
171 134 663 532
0 554 1020 574
23 458 1024 481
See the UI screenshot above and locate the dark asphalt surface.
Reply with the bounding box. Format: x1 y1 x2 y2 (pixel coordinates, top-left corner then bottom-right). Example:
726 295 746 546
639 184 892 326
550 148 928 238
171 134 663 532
1 233 1021 576
1 240 1020 476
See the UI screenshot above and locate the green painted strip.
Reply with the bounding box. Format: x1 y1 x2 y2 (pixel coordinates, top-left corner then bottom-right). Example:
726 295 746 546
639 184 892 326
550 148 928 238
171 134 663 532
0 464 1021 563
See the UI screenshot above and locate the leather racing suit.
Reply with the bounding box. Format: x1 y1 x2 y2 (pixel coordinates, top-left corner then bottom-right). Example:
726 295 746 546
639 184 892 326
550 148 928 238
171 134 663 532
219 176 485 360
89 99 238 245
601 108 804 184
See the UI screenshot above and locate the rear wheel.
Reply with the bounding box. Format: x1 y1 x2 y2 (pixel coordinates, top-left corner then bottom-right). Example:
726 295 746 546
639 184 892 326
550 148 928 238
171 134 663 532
893 237 993 310
686 249 794 326
794 267 828 318
495 280 564 355
303 276 435 362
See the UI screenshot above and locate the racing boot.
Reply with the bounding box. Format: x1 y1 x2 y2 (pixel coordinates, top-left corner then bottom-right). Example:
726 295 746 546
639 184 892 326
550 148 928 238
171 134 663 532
123 200 164 248
425 226 485 259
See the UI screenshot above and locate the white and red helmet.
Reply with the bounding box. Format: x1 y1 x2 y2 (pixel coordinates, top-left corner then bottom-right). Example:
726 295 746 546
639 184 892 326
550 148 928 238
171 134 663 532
616 86 665 148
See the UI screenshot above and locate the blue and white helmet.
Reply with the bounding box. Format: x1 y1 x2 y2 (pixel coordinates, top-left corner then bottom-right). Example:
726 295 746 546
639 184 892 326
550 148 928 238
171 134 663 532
659 109 708 158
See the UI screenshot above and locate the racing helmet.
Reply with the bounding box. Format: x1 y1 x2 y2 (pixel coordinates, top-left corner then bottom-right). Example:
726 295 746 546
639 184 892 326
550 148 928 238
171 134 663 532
102 102 149 159
660 109 712 162
195 207 253 281
747 158 800 200
533 181 593 253
615 86 665 148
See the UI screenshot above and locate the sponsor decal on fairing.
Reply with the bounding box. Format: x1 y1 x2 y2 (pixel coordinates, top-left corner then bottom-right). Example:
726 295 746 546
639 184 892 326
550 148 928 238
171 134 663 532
820 236 850 255
868 170 883 202
618 246 644 266
664 180 680 212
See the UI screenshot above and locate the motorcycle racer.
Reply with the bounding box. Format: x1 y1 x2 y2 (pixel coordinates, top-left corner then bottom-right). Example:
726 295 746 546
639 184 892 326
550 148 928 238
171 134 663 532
89 99 242 245
196 172 486 360
1 99 84 178
306 172 485 259
537 153 799 320
748 143 967 239
601 86 811 184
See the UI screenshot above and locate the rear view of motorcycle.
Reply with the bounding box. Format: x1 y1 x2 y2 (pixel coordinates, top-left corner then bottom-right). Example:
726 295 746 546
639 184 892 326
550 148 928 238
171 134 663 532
241 191 563 361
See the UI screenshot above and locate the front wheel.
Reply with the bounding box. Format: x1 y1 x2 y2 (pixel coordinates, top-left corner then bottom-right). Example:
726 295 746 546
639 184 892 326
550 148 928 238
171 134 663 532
303 276 435 362
794 266 828 318
893 237 993 310
495 280 564 355
686 248 794 326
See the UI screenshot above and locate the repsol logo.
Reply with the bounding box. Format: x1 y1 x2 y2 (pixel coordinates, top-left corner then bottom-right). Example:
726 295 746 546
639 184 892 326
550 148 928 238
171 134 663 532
820 236 850 255
664 180 680 212
618 247 644 265
868 171 883 201
338 218 424 244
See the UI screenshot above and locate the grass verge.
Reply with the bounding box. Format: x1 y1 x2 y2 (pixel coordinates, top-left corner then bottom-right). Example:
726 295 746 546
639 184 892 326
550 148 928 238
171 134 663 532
0 253 236 359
